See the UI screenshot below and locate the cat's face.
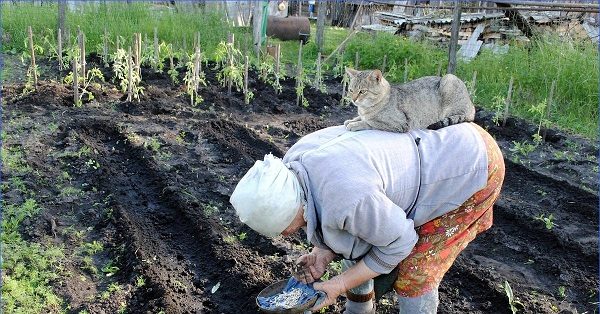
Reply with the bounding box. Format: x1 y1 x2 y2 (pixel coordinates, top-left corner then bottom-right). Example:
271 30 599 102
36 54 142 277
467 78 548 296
346 68 387 108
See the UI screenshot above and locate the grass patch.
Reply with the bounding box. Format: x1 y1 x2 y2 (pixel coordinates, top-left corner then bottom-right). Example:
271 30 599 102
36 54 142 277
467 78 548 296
2 199 65 313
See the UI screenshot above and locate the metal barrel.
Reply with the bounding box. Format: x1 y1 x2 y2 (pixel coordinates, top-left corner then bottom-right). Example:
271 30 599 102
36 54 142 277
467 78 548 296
266 16 311 43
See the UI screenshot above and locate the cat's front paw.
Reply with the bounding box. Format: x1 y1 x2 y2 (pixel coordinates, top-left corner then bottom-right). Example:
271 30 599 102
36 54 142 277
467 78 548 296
344 116 361 127
345 121 372 132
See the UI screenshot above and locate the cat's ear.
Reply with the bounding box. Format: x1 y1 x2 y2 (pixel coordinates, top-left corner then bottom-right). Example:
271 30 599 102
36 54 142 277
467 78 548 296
345 67 359 77
371 69 383 82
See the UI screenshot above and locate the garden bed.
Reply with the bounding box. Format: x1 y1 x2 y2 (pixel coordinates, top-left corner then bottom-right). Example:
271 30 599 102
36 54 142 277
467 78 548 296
2 55 598 313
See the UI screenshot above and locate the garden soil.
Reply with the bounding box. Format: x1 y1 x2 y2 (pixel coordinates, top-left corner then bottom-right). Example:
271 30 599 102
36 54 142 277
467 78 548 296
2 55 598 314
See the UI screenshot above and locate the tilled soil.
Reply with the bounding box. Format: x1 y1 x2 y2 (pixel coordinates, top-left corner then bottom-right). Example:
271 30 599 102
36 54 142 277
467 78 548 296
2 57 598 314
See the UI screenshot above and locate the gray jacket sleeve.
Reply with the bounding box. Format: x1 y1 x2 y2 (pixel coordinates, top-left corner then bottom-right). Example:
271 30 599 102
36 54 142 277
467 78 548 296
337 191 419 274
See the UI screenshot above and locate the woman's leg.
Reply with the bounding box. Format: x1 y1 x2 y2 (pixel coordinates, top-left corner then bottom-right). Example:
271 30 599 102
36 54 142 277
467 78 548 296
341 259 375 314
396 286 439 314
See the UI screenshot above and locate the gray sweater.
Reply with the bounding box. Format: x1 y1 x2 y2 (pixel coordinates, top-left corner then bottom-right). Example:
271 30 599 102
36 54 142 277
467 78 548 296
283 123 488 274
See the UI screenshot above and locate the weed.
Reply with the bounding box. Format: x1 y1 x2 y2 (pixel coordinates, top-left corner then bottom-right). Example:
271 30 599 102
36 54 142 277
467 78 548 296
201 202 220 216
85 158 101 170
535 190 547 196
135 275 146 287
101 261 120 277
118 302 127 314
238 232 247 241
490 95 505 126
81 255 99 276
557 286 566 299
533 213 557 230
223 235 237 244
81 241 104 255
175 131 187 144
503 281 524 314
144 136 161 152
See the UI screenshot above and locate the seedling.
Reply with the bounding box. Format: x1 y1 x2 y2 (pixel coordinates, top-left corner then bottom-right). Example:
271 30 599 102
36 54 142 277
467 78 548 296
491 95 505 126
257 51 282 93
295 43 309 108
533 213 557 230
503 281 524 314
112 47 144 101
183 47 207 106
63 67 105 107
238 232 247 241
214 40 244 95
528 99 550 145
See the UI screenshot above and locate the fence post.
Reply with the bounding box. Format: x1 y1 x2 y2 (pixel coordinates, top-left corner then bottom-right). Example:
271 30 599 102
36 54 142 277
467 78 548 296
502 76 514 127
447 1 462 74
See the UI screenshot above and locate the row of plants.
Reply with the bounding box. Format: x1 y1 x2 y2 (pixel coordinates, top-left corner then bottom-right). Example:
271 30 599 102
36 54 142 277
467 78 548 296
20 24 339 109
5 2 598 138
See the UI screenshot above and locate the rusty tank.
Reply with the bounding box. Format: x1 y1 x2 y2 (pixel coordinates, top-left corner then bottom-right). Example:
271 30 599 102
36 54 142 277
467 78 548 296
266 16 310 43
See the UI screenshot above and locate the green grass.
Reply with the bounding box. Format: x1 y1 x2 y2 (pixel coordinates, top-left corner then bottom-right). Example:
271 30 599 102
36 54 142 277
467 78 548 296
3 2 597 138
2 198 65 313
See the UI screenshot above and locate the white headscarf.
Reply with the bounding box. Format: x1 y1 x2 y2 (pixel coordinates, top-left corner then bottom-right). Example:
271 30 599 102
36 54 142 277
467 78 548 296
229 153 302 237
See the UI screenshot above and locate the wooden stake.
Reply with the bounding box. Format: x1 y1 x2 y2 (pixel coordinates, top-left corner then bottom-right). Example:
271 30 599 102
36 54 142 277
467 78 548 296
296 42 303 107
542 80 557 141
138 33 142 77
127 46 133 102
244 55 249 104
502 76 514 127
116 35 120 51
275 43 281 89
354 51 359 69
227 33 235 96
447 1 462 74
73 56 79 104
58 28 63 71
80 30 86 81
103 28 108 67
28 26 37 86
154 27 159 70
315 52 322 88
381 54 387 74
403 58 408 83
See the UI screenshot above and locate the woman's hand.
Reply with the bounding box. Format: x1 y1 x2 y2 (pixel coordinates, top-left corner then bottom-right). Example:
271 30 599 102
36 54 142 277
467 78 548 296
311 276 347 311
295 247 337 284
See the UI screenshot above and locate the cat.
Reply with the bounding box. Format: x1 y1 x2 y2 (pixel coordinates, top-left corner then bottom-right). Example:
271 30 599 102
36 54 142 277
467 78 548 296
343 68 475 132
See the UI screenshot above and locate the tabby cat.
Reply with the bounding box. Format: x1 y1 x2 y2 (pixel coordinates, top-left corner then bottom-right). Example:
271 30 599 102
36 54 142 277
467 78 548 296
343 68 475 132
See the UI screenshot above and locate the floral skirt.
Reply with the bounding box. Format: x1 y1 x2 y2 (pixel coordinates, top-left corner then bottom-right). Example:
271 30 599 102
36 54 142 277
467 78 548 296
394 123 505 298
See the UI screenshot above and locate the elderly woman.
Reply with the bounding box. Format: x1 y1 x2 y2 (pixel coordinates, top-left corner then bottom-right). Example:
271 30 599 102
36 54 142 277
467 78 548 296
230 122 504 313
